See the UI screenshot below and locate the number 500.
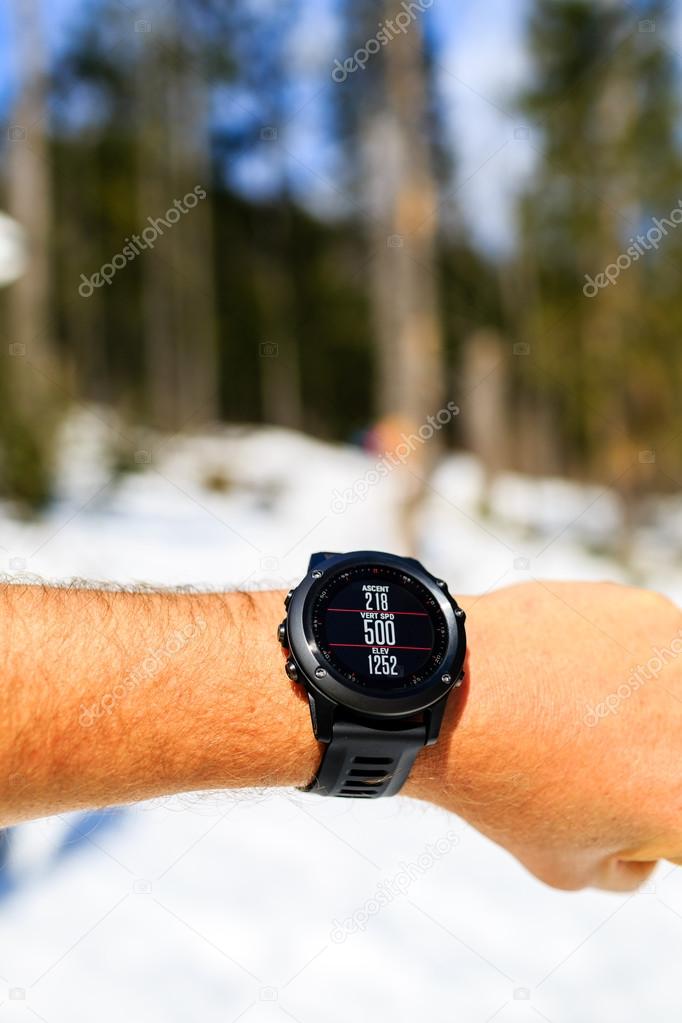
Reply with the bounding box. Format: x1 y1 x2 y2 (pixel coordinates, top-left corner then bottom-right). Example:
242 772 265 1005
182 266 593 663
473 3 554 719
363 619 396 645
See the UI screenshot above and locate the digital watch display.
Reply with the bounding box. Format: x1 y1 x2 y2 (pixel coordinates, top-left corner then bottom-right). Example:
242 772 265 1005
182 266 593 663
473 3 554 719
279 551 467 798
310 564 449 695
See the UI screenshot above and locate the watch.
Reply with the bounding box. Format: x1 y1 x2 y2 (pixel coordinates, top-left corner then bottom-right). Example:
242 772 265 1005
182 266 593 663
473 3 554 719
277 551 467 798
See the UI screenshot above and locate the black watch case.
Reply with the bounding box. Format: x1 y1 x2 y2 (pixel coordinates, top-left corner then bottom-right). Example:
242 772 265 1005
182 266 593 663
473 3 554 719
281 551 467 745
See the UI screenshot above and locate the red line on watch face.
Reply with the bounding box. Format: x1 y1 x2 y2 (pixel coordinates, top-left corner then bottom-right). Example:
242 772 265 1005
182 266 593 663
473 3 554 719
328 642 432 651
326 607 428 616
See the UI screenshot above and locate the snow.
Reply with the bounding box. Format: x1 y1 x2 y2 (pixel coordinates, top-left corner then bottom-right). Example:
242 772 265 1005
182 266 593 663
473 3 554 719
0 408 681 1022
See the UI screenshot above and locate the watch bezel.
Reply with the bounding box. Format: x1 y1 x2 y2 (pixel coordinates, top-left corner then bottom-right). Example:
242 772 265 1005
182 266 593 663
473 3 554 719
286 551 466 717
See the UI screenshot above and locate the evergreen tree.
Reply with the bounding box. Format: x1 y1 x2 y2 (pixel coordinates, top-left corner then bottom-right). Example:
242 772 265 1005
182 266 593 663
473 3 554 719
512 0 682 514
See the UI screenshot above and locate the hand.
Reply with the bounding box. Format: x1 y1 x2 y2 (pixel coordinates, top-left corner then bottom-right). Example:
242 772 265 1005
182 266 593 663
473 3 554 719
406 580 682 891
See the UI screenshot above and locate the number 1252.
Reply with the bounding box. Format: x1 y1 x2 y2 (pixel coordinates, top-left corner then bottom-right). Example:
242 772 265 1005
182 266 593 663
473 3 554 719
368 653 398 675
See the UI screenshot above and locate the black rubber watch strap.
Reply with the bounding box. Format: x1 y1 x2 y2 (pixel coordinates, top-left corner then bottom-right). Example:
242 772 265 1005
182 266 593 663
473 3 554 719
303 718 426 798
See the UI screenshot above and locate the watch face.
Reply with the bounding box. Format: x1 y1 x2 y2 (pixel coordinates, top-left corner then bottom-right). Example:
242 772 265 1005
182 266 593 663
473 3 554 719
309 564 450 695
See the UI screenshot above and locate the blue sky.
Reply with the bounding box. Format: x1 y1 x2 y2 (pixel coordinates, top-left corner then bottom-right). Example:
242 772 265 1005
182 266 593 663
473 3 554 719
4 0 679 254
0 0 538 252
0 0 83 108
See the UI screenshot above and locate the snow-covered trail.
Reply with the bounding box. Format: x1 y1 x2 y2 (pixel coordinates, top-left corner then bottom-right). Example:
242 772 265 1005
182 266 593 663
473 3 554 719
1 411 680 1022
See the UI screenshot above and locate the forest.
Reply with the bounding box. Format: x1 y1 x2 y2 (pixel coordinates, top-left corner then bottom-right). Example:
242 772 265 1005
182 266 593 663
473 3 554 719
1 0 681 524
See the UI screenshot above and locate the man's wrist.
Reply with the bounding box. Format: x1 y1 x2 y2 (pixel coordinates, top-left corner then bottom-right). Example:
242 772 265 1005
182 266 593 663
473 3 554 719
403 592 497 810
264 586 497 807
218 589 321 791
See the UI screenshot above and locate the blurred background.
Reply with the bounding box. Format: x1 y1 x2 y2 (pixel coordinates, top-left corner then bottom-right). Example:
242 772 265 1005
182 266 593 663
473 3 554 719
1 0 682 1020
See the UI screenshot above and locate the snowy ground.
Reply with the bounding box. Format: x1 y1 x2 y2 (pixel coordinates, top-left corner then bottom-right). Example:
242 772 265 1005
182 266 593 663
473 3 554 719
1 408 681 1022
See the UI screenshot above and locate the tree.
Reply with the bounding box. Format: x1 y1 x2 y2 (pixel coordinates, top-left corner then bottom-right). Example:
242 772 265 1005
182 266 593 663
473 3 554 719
134 0 219 430
1 0 58 508
335 0 449 550
512 0 682 546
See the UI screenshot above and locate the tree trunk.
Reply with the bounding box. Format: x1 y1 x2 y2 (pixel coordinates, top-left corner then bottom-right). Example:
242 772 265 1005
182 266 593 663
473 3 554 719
461 329 508 513
361 0 445 551
1 0 58 507
135 5 218 431
6 0 53 390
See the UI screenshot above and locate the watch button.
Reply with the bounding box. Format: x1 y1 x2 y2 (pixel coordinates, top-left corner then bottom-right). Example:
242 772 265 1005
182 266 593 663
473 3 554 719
285 658 298 682
284 588 294 609
277 621 287 645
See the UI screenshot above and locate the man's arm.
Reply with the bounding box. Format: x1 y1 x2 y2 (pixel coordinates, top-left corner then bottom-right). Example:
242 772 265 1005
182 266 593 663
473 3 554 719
2 579 682 892
1 584 319 823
